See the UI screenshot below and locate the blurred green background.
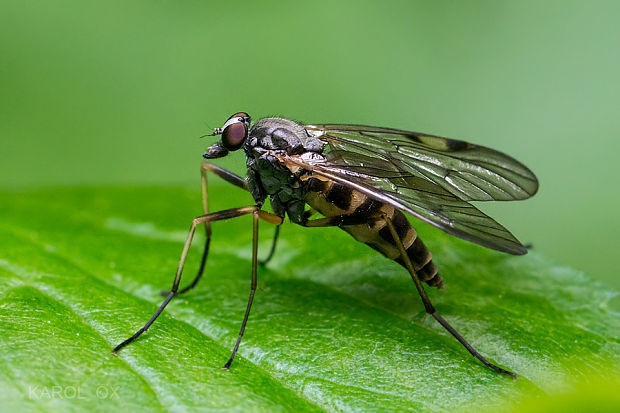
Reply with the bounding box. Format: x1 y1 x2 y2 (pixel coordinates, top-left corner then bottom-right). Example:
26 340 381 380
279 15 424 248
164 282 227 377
1 0 619 291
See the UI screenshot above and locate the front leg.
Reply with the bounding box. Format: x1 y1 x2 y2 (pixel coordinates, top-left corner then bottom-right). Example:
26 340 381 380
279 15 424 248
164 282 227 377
162 162 280 296
113 206 283 355
113 206 257 354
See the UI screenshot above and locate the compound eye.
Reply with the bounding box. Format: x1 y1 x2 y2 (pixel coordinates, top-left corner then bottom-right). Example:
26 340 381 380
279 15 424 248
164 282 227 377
221 122 247 151
228 111 249 120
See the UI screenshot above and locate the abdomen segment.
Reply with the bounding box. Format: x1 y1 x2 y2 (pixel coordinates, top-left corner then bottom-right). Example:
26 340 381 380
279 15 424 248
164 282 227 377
305 178 444 288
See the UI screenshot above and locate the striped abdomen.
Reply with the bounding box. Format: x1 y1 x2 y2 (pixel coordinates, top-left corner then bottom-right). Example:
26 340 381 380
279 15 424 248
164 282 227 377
305 178 444 289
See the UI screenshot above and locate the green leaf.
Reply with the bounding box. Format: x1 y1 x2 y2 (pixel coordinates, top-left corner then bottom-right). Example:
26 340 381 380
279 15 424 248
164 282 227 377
1 186 619 412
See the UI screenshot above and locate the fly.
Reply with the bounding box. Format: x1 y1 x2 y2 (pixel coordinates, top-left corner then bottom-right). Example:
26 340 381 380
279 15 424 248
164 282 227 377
112 112 539 378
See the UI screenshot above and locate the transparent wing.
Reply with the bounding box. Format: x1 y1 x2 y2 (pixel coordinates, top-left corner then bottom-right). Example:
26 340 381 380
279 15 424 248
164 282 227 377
305 124 538 201
292 123 539 255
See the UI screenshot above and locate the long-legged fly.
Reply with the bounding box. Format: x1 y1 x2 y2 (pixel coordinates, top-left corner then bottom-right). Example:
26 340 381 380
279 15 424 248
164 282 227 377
113 112 538 378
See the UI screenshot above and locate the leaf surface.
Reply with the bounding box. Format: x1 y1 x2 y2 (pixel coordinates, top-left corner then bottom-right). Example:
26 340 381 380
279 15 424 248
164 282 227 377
0 186 618 412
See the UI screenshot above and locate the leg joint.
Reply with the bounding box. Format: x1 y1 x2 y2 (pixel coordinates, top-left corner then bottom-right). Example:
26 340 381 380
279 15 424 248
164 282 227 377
257 210 284 225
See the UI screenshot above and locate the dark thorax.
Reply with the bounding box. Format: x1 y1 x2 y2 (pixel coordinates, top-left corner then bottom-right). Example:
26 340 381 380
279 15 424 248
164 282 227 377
243 117 325 224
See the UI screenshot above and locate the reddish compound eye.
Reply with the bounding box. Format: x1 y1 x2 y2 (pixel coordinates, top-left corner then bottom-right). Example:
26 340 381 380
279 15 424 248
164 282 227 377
221 122 247 151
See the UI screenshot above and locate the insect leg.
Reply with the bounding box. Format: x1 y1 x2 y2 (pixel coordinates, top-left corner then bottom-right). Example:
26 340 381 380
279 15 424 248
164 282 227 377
161 162 254 297
382 215 517 379
258 224 280 266
112 205 260 354
222 210 260 369
201 161 248 191
223 210 282 368
202 162 283 267
259 208 322 263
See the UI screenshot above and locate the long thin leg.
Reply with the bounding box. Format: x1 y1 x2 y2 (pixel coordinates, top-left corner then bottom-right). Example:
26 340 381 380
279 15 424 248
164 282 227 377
223 210 260 369
112 206 259 354
161 163 250 297
203 163 283 269
162 236 210 296
202 162 248 191
383 215 517 378
259 224 280 266
258 207 329 266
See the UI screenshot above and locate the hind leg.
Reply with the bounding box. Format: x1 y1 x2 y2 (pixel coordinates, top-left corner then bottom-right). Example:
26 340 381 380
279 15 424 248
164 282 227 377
382 214 517 378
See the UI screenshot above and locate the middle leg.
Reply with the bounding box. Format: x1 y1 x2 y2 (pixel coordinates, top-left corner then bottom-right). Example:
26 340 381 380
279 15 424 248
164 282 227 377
163 162 280 296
